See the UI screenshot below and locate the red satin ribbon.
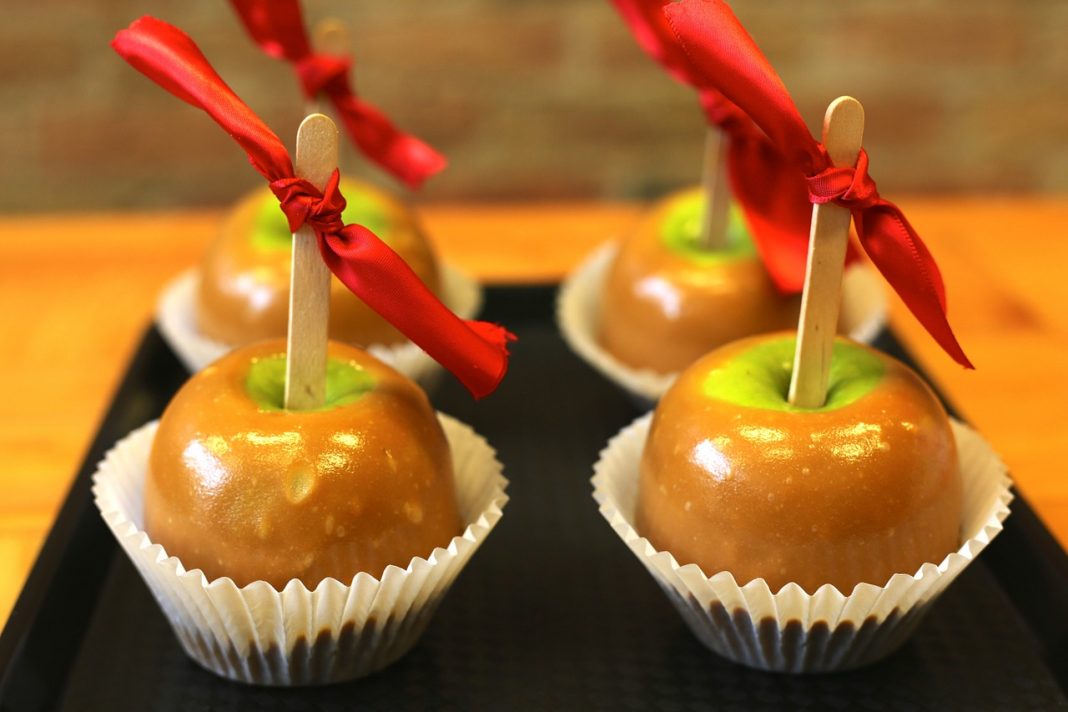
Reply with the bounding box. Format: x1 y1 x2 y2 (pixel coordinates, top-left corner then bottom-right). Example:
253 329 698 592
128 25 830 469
113 16 513 397
228 0 446 190
609 0 854 293
666 0 972 368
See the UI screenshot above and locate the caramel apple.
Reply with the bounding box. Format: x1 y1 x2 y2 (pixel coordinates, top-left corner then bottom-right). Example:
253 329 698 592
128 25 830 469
107 16 515 686
196 178 441 348
145 339 461 589
637 332 961 593
599 187 801 373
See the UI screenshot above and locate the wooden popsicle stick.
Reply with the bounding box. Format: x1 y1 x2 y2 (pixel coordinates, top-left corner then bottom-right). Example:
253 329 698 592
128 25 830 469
285 113 340 411
697 127 732 250
303 18 351 116
314 18 351 56
788 96 865 408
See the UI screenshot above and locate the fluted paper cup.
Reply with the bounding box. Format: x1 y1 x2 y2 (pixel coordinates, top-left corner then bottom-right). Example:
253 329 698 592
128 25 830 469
157 264 483 389
93 414 507 686
559 242 887 408
592 414 1012 673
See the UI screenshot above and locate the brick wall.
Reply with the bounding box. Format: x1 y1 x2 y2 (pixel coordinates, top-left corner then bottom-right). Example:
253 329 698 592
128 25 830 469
1 0 1065 212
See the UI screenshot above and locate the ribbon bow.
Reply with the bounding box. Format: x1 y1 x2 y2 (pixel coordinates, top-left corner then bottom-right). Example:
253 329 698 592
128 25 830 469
113 16 513 397
269 172 348 234
228 0 446 190
666 0 971 368
807 149 879 209
609 0 854 293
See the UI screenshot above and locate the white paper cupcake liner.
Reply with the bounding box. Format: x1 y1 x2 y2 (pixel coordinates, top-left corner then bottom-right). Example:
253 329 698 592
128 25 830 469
558 242 888 408
592 414 1012 673
157 263 483 389
93 414 508 686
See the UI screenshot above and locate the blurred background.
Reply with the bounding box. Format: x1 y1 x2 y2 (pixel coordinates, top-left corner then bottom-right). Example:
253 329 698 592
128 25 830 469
2 0 1066 212
2 0 1068 656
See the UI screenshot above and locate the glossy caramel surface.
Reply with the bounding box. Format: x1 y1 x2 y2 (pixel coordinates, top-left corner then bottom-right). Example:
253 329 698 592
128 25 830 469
637 334 962 593
196 181 441 347
599 188 800 373
145 340 460 588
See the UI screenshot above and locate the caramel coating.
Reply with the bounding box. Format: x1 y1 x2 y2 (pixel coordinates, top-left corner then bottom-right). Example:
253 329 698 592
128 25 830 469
197 181 441 347
145 340 461 588
599 189 800 373
637 335 962 593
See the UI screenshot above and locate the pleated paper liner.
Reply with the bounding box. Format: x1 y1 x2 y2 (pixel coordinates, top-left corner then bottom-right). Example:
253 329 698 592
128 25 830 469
157 264 483 388
592 414 1012 673
558 242 888 407
93 414 508 686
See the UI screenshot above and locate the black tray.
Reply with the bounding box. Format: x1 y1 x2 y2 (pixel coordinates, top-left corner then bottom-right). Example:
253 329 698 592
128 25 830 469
2 286 1067 711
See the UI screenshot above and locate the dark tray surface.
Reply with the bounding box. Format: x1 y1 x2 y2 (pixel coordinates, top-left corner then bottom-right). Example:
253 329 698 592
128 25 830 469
3 286 1068 711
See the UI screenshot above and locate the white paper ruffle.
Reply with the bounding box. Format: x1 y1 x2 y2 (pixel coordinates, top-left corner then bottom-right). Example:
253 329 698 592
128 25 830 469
592 414 1012 673
93 414 508 685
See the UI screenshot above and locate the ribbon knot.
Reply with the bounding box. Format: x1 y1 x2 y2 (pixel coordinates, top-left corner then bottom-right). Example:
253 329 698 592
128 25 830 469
806 149 880 211
270 170 346 235
229 0 446 189
294 54 350 99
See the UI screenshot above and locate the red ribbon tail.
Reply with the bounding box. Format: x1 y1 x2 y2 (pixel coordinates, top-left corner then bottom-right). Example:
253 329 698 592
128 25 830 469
728 136 864 295
727 138 810 294
855 202 973 369
318 225 514 398
610 0 705 90
112 17 294 183
466 321 518 353
228 0 311 62
666 0 819 165
332 95 447 190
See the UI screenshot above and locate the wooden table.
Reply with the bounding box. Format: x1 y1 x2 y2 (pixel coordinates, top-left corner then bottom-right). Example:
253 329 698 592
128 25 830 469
1 198 1065 627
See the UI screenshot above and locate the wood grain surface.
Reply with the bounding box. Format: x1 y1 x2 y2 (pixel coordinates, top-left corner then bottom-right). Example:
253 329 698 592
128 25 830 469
0 198 1064 627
